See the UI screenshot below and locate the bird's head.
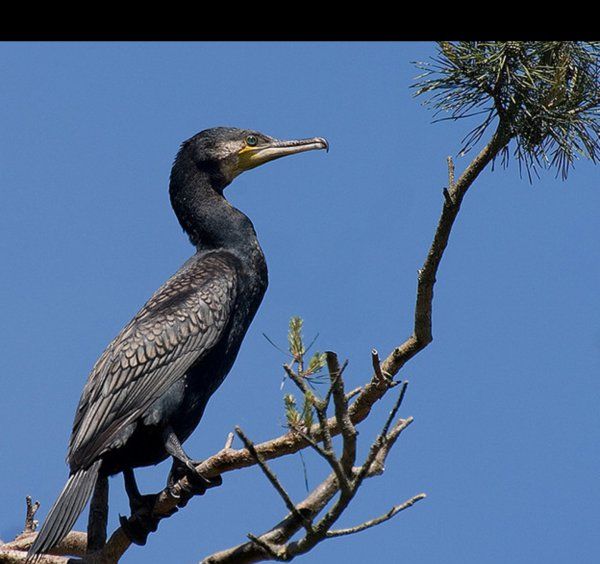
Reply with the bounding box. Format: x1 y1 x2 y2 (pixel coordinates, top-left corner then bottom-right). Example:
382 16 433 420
174 127 329 189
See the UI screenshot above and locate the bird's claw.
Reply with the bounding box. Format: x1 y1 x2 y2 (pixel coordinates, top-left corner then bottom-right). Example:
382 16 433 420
167 461 222 507
120 491 177 545
119 512 161 546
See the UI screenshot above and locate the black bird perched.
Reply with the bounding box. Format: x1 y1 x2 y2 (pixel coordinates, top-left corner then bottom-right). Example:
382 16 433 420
28 127 328 558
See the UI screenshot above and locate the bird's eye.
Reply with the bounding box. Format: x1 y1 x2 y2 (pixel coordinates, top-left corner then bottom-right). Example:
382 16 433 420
246 135 258 147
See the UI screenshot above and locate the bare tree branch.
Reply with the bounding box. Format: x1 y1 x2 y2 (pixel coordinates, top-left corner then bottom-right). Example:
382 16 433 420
0 530 87 562
203 473 341 564
326 352 357 474
0 548 72 564
235 427 313 533
325 493 427 538
23 496 40 534
199 356 417 564
356 382 409 486
245 535 286 562
378 122 511 381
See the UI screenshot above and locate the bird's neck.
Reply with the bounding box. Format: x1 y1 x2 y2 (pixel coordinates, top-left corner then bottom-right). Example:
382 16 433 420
169 163 263 263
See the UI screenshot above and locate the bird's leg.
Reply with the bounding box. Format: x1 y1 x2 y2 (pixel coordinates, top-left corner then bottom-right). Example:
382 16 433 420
163 426 222 505
87 473 108 553
123 467 158 514
119 468 167 546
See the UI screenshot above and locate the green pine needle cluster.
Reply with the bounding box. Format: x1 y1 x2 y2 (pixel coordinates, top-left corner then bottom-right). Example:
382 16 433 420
414 41 600 179
283 391 315 430
287 316 327 378
288 316 305 360
282 317 327 431
284 394 300 427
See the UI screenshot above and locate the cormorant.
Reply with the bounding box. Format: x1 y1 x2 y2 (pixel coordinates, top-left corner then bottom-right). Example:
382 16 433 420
28 127 328 558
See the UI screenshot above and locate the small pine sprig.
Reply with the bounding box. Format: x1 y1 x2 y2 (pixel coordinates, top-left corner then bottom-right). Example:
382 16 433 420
282 318 325 430
284 394 301 428
300 390 315 430
305 352 327 377
287 316 326 383
284 391 316 431
288 316 305 361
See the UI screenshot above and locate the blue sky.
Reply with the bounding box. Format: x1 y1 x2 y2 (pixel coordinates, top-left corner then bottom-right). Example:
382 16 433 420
1 42 599 563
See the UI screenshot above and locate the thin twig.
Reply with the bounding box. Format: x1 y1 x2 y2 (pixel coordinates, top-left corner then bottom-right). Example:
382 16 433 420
223 432 235 450
326 493 427 538
447 155 456 188
370 417 414 477
311 398 352 495
345 386 362 401
283 365 311 398
381 382 409 439
235 427 312 533
357 382 409 484
371 349 385 383
288 423 339 466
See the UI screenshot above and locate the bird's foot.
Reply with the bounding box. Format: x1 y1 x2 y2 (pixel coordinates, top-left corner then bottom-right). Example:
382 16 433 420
167 459 223 508
119 512 159 546
120 491 178 546
162 428 222 506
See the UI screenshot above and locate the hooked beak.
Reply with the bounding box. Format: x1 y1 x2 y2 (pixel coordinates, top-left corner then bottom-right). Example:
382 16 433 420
237 136 329 172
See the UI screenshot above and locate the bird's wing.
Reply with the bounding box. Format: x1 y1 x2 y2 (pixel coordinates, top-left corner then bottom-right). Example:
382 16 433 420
67 251 240 469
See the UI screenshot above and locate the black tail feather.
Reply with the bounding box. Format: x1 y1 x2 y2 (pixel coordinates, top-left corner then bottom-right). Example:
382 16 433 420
27 459 102 559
